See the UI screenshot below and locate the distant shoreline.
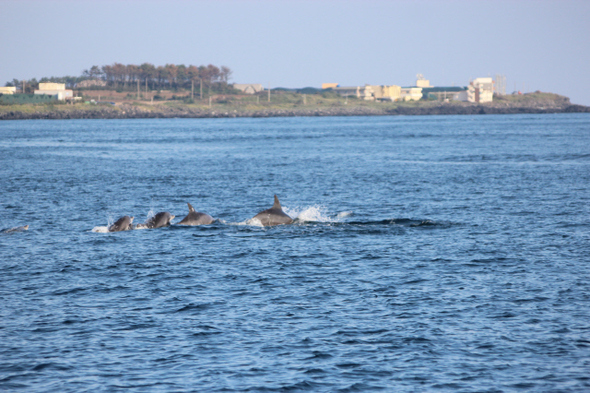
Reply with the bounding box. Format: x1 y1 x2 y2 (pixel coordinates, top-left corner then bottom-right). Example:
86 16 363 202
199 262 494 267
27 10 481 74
1 92 589 121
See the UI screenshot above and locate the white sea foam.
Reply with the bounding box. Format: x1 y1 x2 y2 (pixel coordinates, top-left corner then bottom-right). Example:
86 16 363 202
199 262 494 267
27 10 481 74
221 218 264 227
92 226 109 233
284 205 335 223
246 217 264 227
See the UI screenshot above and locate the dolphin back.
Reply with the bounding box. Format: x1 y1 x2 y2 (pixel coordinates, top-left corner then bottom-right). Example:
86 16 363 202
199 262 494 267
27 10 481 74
108 216 133 232
177 203 214 225
252 195 293 226
144 212 174 228
1 225 29 233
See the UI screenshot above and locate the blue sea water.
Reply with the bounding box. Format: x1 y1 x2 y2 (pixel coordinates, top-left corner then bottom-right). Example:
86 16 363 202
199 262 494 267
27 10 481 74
0 114 589 392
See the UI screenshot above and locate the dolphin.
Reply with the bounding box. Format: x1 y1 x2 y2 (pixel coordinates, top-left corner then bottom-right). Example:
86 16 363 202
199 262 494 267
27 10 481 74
136 212 175 229
1 225 29 234
177 203 214 225
108 216 134 232
252 195 293 226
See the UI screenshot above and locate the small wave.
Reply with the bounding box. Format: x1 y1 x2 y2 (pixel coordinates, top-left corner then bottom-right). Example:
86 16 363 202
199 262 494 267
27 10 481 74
91 226 109 233
337 211 353 218
336 218 437 227
223 218 265 227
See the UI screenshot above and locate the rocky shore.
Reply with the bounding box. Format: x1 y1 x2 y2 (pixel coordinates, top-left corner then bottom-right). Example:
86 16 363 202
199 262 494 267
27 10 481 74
1 93 588 120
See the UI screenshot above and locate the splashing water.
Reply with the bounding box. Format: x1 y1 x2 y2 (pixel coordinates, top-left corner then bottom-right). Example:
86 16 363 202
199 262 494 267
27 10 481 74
245 217 264 227
145 209 156 222
284 205 336 223
92 213 116 233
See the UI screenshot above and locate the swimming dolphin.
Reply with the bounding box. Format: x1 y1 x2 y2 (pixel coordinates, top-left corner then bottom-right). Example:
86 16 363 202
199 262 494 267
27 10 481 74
108 216 134 232
1 225 29 234
252 195 293 226
177 203 214 225
136 212 175 229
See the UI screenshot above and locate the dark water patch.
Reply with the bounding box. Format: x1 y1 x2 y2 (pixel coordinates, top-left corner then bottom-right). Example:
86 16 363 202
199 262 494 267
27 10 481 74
174 302 217 313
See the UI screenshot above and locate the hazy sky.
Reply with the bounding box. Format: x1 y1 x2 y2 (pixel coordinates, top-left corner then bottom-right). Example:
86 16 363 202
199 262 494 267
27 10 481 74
2 0 589 105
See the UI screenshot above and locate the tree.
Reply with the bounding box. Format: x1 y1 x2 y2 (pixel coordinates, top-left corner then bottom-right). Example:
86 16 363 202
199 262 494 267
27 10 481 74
165 64 178 89
82 65 103 80
140 63 156 90
220 66 232 83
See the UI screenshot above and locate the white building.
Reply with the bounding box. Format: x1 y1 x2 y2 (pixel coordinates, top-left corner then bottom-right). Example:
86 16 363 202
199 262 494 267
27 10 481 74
400 87 423 101
35 83 73 100
466 77 493 103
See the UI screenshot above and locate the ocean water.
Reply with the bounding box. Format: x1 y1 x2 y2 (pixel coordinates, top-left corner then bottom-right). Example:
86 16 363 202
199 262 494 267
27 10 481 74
1 114 589 392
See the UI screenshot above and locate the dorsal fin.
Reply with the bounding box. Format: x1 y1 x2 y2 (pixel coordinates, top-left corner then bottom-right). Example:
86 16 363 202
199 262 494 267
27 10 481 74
272 195 281 209
187 203 195 213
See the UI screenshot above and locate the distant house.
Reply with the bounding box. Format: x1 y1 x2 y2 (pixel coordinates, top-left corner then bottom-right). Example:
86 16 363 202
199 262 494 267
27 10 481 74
464 77 493 103
0 86 17 95
329 84 402 101
233 84 264 94
34 83 73 100
400 87 423 101
415 74 431 88
371 85 402 101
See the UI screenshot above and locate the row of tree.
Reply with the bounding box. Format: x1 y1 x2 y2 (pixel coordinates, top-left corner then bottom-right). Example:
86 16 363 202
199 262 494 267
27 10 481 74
6 63 233 92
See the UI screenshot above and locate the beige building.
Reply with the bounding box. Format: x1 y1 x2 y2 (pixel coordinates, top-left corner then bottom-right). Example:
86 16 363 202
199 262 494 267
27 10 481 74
366 85 402 101
233 84 264 94
466 77 493 103
379 85 402 101
35 82 73 100
415 74 431 88
330 84 402 101
0 86 17 95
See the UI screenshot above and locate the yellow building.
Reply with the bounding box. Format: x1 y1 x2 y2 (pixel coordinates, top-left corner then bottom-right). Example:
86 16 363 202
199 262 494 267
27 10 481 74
0 86 17 95
381 85 402 101
416 74 431 88
35 82 73 100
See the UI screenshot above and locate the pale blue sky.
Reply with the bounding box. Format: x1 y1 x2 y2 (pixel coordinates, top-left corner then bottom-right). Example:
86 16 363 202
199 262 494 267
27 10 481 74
1 0 589 104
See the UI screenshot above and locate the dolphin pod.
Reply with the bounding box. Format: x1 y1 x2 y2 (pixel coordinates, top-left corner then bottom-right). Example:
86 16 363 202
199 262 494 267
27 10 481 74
106 195 293 232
